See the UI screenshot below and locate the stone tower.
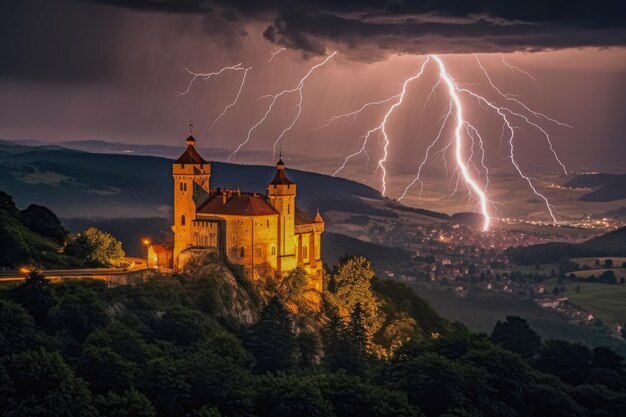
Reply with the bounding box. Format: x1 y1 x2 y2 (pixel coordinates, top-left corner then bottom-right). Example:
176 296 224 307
171 126 210 269
267 158 297 272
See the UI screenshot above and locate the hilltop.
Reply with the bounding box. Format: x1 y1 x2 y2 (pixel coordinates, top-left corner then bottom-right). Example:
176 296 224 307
565 173 626 202
507 226 626 264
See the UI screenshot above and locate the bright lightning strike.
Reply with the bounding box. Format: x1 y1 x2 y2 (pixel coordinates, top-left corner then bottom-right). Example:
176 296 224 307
268 48 286 63
211 66 252 128
228 52 337 162
176 64 244 97
328 54 568 230
332 57 432 195
431 55 491 231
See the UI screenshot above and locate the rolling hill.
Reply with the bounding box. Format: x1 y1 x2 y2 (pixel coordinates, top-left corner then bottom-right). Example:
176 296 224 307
507 226 626 264
565 173 626 202
0 140 446 256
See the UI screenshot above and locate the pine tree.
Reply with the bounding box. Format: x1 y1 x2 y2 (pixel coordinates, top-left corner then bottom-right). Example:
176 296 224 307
349 302 368 354
248 296 294 373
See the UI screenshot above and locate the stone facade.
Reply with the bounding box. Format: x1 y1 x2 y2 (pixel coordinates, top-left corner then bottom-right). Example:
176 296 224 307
167 131 324 291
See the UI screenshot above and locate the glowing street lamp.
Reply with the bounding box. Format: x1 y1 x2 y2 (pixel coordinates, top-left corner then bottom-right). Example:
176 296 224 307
142 239 151 268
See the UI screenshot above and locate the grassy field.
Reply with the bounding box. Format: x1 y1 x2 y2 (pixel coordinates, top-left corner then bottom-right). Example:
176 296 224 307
545 278 626 325
409 280 626 356
572 257 626 268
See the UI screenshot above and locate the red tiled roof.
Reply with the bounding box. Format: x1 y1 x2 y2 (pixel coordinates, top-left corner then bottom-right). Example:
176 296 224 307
175 140 207 164
197 193 279 216
295 206 315 225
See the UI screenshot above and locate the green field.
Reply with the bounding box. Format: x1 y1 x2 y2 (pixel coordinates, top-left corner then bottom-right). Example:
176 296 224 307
545 278 626 325
409 280 626 356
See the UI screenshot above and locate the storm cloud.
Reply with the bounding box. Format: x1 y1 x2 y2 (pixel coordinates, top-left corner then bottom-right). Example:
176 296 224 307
83 0 626 57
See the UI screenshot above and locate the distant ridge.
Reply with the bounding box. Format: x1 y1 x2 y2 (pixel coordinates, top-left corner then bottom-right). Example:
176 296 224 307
507 226 626 264
565 173 626 202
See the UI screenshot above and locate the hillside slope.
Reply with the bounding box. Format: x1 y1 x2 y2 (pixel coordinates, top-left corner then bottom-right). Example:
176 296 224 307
565 173 626 202
507 226 626 264
0 140 414 219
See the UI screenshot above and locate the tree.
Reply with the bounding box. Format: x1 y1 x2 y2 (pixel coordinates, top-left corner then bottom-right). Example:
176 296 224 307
330 257 383 339
591 347 624 373
18 204 68 245
9 270 55 323
0 299 45 355
349 302 368 354
491 316 541 359
1 349 97 417
95 389 156 417
247 296 294 373
65 227 125 267
534 340 592 385
598 270 617 285
78 345 138 394
604 259 613 268
49 280 109 340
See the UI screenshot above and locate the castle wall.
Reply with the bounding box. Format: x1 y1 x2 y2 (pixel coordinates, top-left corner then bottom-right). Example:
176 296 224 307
202 213 280 281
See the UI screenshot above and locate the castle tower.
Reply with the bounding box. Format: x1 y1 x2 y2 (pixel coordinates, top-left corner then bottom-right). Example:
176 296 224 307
171 122 211 269
267 157 297 272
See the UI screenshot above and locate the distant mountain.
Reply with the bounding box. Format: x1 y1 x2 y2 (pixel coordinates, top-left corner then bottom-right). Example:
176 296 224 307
0 140 447 256
507 226 626 264
564 173 626 202
0 140 389 217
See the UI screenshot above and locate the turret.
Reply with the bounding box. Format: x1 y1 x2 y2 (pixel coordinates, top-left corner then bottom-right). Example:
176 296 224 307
267 157 296 264
172 121 211 269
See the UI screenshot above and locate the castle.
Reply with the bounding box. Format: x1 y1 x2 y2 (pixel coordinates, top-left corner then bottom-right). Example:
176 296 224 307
156 128 324 291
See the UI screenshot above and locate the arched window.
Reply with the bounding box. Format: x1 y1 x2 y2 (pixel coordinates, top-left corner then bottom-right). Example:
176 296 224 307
181 215 186 226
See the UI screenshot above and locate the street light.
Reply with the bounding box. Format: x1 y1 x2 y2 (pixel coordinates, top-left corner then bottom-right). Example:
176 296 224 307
142 239 151 268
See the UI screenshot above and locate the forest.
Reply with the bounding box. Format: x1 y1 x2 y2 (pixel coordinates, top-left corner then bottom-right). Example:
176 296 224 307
2 254 626 417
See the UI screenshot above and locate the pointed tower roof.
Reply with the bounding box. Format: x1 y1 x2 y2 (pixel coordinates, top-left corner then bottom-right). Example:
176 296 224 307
175 120 207 164
314 209 324 223
269 157 294 185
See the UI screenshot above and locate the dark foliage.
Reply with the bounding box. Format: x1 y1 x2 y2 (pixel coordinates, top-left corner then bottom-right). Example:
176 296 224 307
1 258 626 417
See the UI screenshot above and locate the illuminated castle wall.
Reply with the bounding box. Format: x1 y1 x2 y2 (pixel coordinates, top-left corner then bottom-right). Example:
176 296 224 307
170 130 324 291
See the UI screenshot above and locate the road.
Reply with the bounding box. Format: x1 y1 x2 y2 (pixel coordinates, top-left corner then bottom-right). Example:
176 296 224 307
0 257 154 285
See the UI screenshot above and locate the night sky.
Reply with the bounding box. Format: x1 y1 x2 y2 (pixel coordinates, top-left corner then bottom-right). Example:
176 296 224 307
2 0 626 183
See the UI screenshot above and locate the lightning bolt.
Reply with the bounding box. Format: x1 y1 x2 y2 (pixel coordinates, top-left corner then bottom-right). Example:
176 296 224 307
268 47 286 63
228 52 337 162
332 56 432 195
474 55 569 174
176 64 244 97
500 55 539 85
329 54 567 230
211 66 252 128
431 55 491 231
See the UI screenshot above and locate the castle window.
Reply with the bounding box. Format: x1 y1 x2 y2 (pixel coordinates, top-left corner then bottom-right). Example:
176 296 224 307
210 234 215 246
271 245 276 255
240 247 245 258
256 247 262 257
193 233 198 246
266 219 269 228
179 182 183 191
181 215 186 226
303 246 308 260
287 205 290 215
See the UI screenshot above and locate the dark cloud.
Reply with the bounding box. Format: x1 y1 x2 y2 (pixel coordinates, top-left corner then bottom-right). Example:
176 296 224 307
83 0 626 58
